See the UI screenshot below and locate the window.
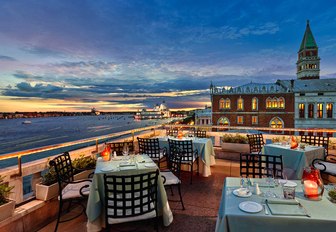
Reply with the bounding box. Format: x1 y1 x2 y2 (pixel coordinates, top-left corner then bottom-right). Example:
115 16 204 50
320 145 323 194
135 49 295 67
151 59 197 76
278 97 285 108
272 98 278 108
237 97 244 110
252 116 258 125
218 117 229 126
308 104 314 118
327 103 333 118
317 103 323 118
237 116 244 124
252 97 258 111
219 98 225 109
299 103 305 118
266 97 272 108
270 117 283 128
225 98 231 109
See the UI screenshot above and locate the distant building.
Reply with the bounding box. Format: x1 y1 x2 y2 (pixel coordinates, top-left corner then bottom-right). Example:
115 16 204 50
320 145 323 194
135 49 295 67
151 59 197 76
134 101 171 120
91 107 100 116
195 106 212 125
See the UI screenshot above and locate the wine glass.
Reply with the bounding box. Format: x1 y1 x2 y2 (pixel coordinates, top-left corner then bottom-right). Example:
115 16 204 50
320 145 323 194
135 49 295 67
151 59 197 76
122 145 129 159
263 168 275 198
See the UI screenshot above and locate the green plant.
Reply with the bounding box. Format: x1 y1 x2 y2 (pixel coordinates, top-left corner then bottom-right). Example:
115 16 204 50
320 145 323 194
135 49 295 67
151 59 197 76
72 154 96 172
329 190 336 200
41 165 57 186
222 134 248 144
0 175 14 205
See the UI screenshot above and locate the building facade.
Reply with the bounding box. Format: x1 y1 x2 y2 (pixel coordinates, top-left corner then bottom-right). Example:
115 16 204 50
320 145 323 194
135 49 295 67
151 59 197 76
195 106 212 125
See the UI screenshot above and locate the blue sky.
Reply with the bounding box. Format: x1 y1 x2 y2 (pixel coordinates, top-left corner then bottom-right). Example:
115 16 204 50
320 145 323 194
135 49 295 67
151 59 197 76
0 0 336 112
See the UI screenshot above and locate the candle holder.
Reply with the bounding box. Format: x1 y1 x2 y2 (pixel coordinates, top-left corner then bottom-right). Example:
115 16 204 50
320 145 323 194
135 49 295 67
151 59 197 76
101 145 111 161
301 166 324 200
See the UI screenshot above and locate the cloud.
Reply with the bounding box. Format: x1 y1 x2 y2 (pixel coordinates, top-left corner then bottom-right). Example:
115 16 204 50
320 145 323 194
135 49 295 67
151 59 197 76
0 55 16 61
21 45 66 57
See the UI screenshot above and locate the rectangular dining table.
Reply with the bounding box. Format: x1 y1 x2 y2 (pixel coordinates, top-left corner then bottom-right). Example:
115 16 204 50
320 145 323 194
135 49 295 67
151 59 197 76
215 177 336 232
263 144 325 179
86 154 173 232
156 136 216 177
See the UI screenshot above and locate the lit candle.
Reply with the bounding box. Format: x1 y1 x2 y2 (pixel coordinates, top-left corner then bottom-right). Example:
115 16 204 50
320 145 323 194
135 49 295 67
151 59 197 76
304 180 318 196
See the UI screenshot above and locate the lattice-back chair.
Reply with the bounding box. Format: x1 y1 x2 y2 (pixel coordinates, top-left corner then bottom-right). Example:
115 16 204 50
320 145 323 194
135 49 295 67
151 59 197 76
166 128 178 137
106 141 134 156
240 153 284 178
104 170 159 231
137 137 166 168
49 152 92 232
168 139 199 184
161 146 185 210
194 130 207 138
300 135 329 156
247 133 265 154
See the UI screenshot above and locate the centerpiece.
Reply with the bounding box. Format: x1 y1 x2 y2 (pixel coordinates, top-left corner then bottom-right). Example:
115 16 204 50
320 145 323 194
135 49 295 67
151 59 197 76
301 166 324 200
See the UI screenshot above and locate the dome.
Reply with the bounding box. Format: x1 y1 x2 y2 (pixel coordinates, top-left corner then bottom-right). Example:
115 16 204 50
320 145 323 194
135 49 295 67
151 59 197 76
159 103 168 111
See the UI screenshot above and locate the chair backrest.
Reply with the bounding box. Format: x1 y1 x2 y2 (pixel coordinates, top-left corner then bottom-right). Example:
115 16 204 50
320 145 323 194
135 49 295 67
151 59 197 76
167 146 183 178
240 153 283 178
194 130 207 138
49 152 75 191
168 139 194 162
137 137 161 160
300 135 329 156
166 129 178 136
106 141 134 156
247 133 265 153
103 170 159 223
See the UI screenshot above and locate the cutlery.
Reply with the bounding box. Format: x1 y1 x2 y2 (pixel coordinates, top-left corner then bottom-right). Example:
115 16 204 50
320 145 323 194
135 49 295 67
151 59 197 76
298 202 311 217
263 204 269 215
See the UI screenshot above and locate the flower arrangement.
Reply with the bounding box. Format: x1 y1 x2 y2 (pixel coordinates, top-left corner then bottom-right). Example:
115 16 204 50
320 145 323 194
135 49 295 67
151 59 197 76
72 154 96 172
222 134 248 144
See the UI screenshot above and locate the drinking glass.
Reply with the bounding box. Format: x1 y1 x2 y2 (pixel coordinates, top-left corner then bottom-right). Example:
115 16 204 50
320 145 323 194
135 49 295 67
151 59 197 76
263 168 275 198
122 145 129 159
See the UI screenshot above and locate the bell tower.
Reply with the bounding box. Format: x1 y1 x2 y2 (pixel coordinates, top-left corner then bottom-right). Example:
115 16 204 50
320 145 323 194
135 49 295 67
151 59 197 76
296 20 320 80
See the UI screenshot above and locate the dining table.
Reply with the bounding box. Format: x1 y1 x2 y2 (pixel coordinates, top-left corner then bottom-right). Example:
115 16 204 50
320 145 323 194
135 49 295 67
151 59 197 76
156 136 216 177
263 143 325 179
86 154 173 232
215 177 336 232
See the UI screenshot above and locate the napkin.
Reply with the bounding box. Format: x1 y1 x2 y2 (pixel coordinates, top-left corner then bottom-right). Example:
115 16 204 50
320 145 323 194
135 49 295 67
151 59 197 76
266 199 309 216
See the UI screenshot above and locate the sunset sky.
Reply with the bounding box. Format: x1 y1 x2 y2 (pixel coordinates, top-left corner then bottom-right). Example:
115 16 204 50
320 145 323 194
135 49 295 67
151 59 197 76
1 0 336 112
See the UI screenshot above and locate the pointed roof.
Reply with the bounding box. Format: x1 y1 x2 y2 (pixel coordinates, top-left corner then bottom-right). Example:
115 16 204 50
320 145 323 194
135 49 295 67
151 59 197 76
299 20 317 51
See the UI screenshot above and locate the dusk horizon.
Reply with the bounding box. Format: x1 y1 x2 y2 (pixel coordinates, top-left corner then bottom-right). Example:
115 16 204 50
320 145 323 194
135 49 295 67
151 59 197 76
1 0 336 112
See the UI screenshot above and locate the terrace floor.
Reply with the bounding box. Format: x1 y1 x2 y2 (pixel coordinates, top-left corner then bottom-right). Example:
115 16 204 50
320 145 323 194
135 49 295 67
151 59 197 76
38 155 240 232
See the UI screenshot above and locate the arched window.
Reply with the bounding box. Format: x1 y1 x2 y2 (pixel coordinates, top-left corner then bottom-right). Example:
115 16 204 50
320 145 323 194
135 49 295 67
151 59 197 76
269 117 284 128
219 98 225 109
246 87 250 93
270 86 275 92
327 103 333 118
272 97 278 108
266 97 272 108
278 97 285 108
237 97 244 110
308 103 314 118
262 86 266 92
252 97 258 110
254 87 258 93
237 87 242 93
218 117 230 126
225 98 231 109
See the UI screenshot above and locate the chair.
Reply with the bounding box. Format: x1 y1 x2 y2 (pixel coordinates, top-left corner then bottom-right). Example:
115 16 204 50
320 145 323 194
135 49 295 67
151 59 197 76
168 139 199 184
300 135 329 155
240 153 284 178
106 141 134 156
166 129 178 137
247 133 265 154
49 152 92 232
103 170 159 231
160 146 185 210
137 137 166 168
194 130 207 138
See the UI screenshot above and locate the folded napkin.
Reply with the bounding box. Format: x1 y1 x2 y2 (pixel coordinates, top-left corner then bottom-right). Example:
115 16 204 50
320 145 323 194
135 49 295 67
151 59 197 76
119 162 136 167
266 199 309 216
254 181 275 188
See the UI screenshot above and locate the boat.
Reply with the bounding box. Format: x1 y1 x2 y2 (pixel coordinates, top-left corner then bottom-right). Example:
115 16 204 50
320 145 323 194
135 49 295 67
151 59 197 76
22 120 32 124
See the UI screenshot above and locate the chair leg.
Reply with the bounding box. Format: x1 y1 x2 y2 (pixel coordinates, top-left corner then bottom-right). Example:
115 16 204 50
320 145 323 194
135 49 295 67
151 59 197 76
170 185 174 196
197 157 199 176
178 184 185 210
190 163 193 184
54 200 63 232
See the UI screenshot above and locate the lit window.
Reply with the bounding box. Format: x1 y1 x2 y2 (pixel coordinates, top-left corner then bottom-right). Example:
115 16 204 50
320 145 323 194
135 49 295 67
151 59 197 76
272 98 278 108
278 97 285 108
270 117 283 128
252 116 258 125
308 104 314 118
225 98 231 109
218 117 229 126
327 103 333 118
237 97 244 110
237 116 244 124
299 103 305 118
219 98 225 109
266 97 272 108
252 97 258 110
317 103 323 118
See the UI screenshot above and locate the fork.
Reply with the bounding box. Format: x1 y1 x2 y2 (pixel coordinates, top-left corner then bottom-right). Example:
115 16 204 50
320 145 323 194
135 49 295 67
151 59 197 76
263 204 269 215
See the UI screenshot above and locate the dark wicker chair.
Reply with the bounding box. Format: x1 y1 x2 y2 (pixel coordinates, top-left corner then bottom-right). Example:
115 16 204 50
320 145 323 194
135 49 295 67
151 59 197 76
168 139 199 184
240 153 284 178
105 141 134 156
166 129 178 137
161 146 185 210
247 133 265 154
137 137 166 168
103 170 159 231
300 135 329 156
49 152 92 232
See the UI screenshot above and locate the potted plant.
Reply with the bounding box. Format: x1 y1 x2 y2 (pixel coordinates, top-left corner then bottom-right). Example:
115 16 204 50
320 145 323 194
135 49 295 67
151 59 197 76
72 154 96 180
0 175 15 221
35 163 59 201
221 134 249 153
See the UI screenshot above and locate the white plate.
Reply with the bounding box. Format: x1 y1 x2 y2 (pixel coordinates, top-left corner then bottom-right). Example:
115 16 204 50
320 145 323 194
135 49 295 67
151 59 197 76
239 201 263 213
284 181 297 187
101 167 115 172
145 163 157 168
233 188 252 198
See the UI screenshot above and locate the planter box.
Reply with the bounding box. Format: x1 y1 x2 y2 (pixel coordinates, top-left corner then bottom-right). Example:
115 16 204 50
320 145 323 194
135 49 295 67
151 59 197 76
221 142 250 153
36 182 59 201
0 200 15 221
